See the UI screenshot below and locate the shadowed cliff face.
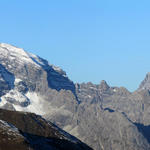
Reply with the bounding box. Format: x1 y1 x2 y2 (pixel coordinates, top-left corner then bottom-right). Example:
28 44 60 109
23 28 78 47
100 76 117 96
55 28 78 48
30 54 77 96
0 109 93 150
1 43 150 150
0 64 15 96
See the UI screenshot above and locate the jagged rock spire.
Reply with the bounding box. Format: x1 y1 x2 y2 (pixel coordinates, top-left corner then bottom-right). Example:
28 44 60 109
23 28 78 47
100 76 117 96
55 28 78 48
99 80 110 91
138 72 150 90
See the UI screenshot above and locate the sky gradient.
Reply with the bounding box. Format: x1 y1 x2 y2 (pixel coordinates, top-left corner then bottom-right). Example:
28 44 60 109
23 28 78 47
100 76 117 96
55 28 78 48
0 0 150 91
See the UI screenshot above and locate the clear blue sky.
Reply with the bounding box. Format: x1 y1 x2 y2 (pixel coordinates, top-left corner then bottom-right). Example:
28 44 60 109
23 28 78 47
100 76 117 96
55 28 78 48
0 0 150 91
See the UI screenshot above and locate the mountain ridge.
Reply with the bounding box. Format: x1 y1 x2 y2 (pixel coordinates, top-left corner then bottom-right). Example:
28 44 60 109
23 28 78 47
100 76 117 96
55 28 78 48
1 43 150 150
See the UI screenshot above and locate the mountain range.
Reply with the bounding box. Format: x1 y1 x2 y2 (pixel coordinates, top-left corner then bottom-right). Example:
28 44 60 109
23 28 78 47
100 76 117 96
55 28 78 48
0 43 150 150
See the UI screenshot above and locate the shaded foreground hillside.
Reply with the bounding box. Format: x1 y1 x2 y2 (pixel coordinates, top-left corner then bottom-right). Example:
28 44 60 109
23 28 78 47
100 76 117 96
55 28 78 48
0 108 93 150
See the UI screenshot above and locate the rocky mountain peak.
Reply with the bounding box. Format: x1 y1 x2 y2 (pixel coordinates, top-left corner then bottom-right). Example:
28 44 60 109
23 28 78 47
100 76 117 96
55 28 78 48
0 43 22 51
0 43 78 115
0 43 25 53
138 72 150 91
0 43 66 75
99 80 110 91
0 43 35 65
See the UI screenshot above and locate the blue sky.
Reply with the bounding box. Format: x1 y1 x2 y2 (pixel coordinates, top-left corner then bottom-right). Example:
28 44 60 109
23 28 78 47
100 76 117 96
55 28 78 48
0 0 150 91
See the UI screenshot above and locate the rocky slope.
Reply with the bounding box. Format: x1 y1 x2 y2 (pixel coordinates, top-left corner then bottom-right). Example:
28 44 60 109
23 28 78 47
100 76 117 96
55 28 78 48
0 43 150 150
0 108 92 150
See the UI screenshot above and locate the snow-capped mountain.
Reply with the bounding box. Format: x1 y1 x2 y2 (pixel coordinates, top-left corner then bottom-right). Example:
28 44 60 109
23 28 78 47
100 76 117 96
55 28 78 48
0 43 77 116
1 43 150 150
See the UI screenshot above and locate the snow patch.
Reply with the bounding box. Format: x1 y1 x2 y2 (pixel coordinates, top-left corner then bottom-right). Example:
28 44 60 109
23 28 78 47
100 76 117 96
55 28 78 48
87 95 92 98
52 65 62 72
3 90 28 103
14 78 22 84
89 87 97 90
0 97 7 107
25 92 45 115
0 85 45 115
11 92 45 115
113 89 117 92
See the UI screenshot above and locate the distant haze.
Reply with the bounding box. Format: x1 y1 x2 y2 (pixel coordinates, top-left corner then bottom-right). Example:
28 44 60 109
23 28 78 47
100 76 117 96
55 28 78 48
0 0 150 91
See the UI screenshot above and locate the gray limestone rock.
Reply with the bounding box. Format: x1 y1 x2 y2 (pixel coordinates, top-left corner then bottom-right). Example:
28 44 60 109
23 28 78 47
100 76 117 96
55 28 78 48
139 72 150 90
1 43 150 150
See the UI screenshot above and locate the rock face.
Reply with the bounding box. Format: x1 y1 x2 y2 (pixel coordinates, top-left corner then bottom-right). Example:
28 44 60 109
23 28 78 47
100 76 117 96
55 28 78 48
0 108 93 150
139 72 150 91
1 43 150 150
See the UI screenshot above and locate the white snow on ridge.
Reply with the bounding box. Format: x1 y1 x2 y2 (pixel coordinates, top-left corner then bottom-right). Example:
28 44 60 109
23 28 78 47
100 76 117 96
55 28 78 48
0 43 27 56
52 65 62 72
0 43 67 76
0 43 41 67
